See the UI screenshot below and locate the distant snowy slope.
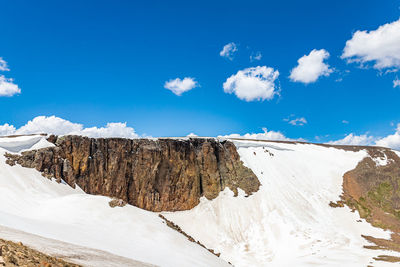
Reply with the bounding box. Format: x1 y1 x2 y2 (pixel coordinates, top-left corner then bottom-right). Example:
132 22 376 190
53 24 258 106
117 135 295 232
163 140 400 267
0 134 54 153
0 135 228 267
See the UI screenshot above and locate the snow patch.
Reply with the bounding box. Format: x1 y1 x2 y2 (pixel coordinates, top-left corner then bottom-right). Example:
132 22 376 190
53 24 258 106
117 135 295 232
372 152 393 166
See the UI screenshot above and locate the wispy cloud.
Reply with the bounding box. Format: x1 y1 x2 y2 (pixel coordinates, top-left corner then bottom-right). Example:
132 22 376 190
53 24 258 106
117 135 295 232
250 51 262 62
394 78 400 88
0 57 9 71
284 115 307 126
220 42 238 60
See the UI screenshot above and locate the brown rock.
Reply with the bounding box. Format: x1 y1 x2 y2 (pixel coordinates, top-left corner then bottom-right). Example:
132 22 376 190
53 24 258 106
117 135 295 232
6 136 260 212
340 148 400 255
0 238 79 266
109 198 127 208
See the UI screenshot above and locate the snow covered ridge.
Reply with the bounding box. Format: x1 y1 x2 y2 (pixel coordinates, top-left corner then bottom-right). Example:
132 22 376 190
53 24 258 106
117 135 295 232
164 140 400 266
0 135 230 267
1 135 400 266
2 116 400 150
0 134 54 153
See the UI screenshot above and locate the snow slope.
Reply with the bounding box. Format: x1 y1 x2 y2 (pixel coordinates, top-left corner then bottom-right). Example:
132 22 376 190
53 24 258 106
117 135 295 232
163 140 400 267
0 135 228 267
0 225 154 267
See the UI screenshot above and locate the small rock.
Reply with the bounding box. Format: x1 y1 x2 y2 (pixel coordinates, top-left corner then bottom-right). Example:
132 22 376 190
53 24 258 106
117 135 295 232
109 198 127 208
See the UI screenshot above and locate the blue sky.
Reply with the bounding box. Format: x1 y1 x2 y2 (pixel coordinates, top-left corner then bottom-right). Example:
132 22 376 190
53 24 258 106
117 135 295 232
0 0 400 143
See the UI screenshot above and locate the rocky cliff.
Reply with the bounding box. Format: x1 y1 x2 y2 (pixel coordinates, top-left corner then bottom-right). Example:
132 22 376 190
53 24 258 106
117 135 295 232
5 136 260 212
338 148 400 256
342 149 400 232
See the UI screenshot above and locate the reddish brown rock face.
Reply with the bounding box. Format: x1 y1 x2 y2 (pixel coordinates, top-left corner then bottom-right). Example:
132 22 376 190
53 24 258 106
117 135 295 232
342 149 400 231
338 148 400 256
6 136 260 212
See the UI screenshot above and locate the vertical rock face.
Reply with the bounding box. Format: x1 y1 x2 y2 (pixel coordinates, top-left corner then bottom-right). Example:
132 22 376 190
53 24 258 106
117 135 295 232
6 136 260 212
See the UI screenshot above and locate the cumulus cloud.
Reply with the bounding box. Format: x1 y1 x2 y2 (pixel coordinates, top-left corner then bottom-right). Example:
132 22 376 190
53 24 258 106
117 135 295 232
0 75 21 97
375 123 400 150
220 127 291 141
0 116 139 138
15 116 82 136
250 51 262 62
328 133 375 146
0 57 21 97
164 77 198 96
220 42 238 60
0 123 16 136
290 49 333 84
287 117 307 126
394 78 400 88
0 57 9 71
223 66 280 102
342 19 400 70
79 122 138 138
326 124 400 151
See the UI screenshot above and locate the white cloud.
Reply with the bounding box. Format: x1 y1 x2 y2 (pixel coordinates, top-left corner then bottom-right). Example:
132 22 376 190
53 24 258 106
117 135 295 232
0 123 16 136
164 77 198 96
326 124 400 151
15 116 82 136
220 127 291 141
250 51 262 62
0 75 21 97
342 120 349 124
375 123 400 150
0 116 139 138
0 57 9 71
342 19 400 70
287 117 307 126
223 66 280 102
290 49 333 84
328 133 375 146
220 42 238 60
186 133 198 137
0 57 21 97
394 78 400 88
79 122 138 138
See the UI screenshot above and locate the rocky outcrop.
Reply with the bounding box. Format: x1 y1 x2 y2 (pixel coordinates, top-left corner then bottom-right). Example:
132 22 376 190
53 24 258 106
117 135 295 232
336 148 400 257
5 136 260 212
0 239 80 267
342 149 400 231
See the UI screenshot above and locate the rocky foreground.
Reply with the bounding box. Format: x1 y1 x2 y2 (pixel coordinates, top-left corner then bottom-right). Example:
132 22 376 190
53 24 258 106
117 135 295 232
0 239 79 267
